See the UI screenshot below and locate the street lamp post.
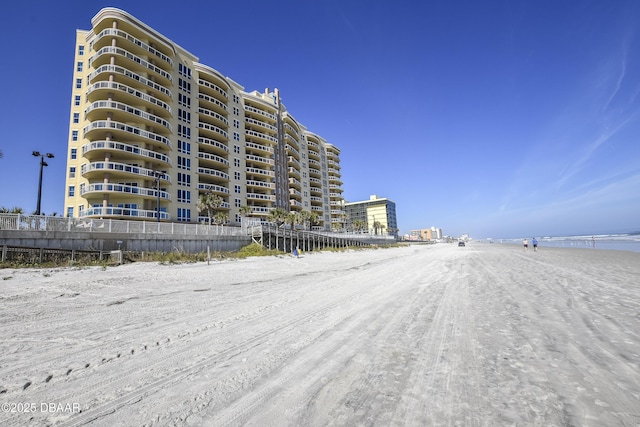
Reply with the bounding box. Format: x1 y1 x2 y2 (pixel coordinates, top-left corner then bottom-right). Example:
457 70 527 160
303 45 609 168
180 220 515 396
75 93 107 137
32 151 54 216
153 171 165 222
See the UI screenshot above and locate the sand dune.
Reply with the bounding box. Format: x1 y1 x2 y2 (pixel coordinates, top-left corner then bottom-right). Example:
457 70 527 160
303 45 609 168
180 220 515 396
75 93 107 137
1 243 639 426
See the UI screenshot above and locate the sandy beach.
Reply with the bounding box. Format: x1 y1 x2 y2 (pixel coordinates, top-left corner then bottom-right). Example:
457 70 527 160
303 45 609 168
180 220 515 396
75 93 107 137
1 243 639 426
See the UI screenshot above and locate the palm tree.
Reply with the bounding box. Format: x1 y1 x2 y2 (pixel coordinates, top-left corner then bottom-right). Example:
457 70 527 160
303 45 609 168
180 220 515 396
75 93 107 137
373 221 382 235
212 211 228 226
352 219 367 233
285 212 299 252
197 193 223 225
267 207 287 251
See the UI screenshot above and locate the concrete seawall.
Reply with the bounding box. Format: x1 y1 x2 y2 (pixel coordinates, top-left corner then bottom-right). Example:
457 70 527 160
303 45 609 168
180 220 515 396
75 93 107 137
0 230 251 254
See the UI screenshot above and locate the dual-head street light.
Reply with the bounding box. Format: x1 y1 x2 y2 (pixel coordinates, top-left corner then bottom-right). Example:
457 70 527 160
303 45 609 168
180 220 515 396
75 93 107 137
32 151 54 216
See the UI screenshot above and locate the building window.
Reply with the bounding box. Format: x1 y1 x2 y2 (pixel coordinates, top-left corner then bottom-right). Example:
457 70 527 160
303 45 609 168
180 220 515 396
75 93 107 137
73 113 79 124
233 107 239 115
66 206 73 217
234 119 240 128
68 186 75 197
77 62 83 72
234 158 240 167
177 189 191 203
234 171 241 180
177 208 191 222
70 148 77 159
234 132 240 141
235 185 241 194
178 140 191 154
235 198 241 208
72 130 78 141
74 95 81 106
178 93 191 107
177 172 191 186
178 124 191 139
75 78 82 89
69 167 76 178
178 156 191 170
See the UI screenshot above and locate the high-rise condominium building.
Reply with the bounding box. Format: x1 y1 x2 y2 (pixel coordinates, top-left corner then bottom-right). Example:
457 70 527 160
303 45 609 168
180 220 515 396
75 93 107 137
64 7 344 230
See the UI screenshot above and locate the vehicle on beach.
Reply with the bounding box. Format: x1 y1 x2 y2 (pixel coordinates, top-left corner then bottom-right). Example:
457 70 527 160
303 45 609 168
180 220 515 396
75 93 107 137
458 241 465 247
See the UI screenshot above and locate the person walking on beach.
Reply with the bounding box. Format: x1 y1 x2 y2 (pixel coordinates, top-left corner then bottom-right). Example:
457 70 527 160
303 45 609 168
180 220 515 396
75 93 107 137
532 237 538 251
523 238 528 251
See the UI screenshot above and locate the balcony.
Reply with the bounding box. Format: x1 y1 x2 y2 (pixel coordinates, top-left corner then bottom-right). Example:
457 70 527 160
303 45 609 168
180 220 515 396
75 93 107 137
197 166 229 182
198 107 228 128
88 46 172 86
88 64 172 102
199 122 229 141
245 117 277 133
247 193 276 202
83 120 171 150
81 162 171 182
81 206 170 221
244 105 276 122
198 152 229 168
245 142 273 155
198 93 227 115
246 167 275 179
86 81 171 114
246 180 275 190
81 183 171 201
198 78 228 103
246 154 273 167
82 140 171 166
89 28 173 68
85 101 171 132
197 183 230 195
246 129 277 145
197 136 228 156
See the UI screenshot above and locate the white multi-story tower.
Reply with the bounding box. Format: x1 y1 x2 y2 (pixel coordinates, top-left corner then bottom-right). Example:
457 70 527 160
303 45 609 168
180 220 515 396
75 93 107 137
64 7 344 230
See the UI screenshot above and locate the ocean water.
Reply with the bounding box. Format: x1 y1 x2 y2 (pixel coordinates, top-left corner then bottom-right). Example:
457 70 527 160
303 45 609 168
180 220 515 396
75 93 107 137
492 234 640 253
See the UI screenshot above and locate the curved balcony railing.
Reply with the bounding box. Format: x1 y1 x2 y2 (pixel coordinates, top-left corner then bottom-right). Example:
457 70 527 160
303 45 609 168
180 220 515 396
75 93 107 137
83 120 171 149
81 162 171 183
198 107 228 126
197 183 229 194
81 183 171 200
245 117 277 132
197 78 228 100
197 136 228 153
86 81 171 113
89 46 172 83
90 28 173 67
82 140 171 165
246 129 277 144
197 166 229 181
81 207 170 220
247 193 276 202
198 152 229 167
199 122 229 140
198 92 227 112
245 142 273 154
86 101 172 131
246 154 273 166
246 167 275 178
244 105 276 121
88 65 172 99
246 180 275 189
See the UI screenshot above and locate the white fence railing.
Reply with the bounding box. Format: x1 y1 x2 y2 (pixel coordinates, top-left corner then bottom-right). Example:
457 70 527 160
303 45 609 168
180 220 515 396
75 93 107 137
0 214 397 242
0 214 243 236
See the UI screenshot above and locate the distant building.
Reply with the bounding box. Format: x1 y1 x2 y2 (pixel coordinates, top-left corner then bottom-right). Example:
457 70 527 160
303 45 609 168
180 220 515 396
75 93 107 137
344 195 397 237
408 226 443 241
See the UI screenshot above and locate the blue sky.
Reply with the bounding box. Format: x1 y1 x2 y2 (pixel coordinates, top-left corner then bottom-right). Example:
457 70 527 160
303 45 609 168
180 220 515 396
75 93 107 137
1 0 639 239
